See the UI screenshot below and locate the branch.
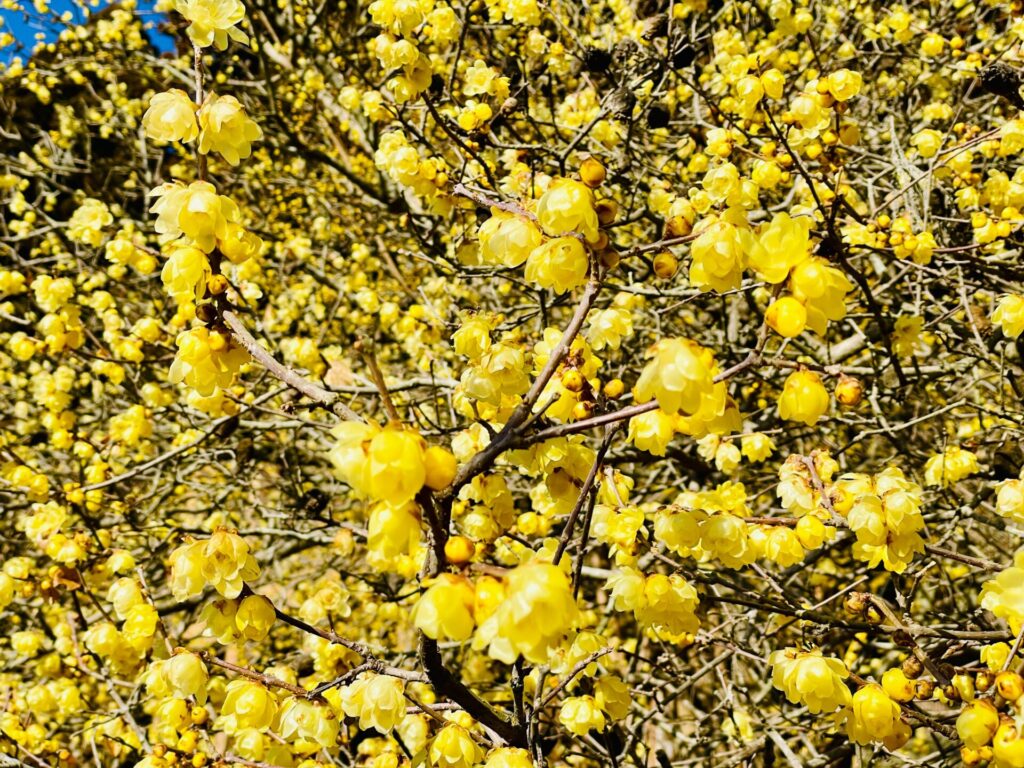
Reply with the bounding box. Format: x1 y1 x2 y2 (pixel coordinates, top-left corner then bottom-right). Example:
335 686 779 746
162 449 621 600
419 635 527 747
204 653 310 697
222 309 361 421
444 276 603 496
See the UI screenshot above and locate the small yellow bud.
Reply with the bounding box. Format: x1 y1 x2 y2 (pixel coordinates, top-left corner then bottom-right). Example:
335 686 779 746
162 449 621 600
882 667 916 702
834 374 863 406
561 369 584 392
424 446 458 491
595 199 618 225
996 671 1024 702
444 536 475 565
207 274 228 295
579 156 607 187
572 400 594 420
765 296 807 338
653 251 678 279
665 215 692 237
603 378 625 399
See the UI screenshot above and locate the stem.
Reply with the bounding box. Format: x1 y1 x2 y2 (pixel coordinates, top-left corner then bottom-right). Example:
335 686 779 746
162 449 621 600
222 309 360 421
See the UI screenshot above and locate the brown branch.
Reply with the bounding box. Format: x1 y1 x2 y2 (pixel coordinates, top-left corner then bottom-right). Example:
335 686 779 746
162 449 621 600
203 653 310 697
419 635 526 747
273 606 425 683
443 276 603 496
357 337 401 423
222 309 361 421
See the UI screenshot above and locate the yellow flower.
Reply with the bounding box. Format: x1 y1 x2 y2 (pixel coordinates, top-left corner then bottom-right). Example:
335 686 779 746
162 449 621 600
200 598 241 643
483 748 533 768
149 181 240 253
68 198 113 247
996 479 1024 524
923 446 980 487
168 327 249 396
340 673 406 733
428 723 483 768
559 695 606 736
957 700 999 749
845 466 925 573
412 574 476 641
845 683 902 745
761 68 785 99
453 316 493 359
524 236 589 294
743 212 812 284
741 433 774 462
627 409 675 455
993 294 1024 338
536 178 599 242
214 679 277 733
168 528 260 601
881 667 916 702
365 427 427 505
31 274 74 312
769 648 851 714
459 343 530 405
278 697 339 747
892 315 926 356
911 129 943 158
777 370 829 426
235 594 275 641
423 445 458 490
145 652 209 704
198 93 263 165
477 211 542 267
636 572 700 634
161 245 210 306
789 258 852 334
981 550 1024 634
477 561 578 664
689 217 746 292
219 221 262 264
585 306 633 351
827 69 863 101
994 723 1024 768
700 513 754 568
634 338 716 416
143 89 199 143
367 501 421 562
175 0 249 50
594 676 631 720
762 526 805 567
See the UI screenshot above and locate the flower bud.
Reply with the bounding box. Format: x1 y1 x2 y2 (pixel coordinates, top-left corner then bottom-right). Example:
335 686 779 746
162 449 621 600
834 374 863 406
957 699 1000 749
653 251 678 279
579 156 607 188
996 671 1024 702
444 535 475 565
423 446 458 490
765 296 807 338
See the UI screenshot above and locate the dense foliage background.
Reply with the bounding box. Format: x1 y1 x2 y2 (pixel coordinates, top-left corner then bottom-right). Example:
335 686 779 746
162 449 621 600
4 0 1024 766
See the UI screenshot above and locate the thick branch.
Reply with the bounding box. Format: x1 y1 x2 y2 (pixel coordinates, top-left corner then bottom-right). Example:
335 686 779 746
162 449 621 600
419 636 526 747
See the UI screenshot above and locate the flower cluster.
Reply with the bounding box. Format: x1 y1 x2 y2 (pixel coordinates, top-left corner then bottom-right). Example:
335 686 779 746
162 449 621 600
833 467 926 573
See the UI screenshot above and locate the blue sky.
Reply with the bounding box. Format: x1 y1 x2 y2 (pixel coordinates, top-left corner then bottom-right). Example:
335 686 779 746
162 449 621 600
1 0 174 60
